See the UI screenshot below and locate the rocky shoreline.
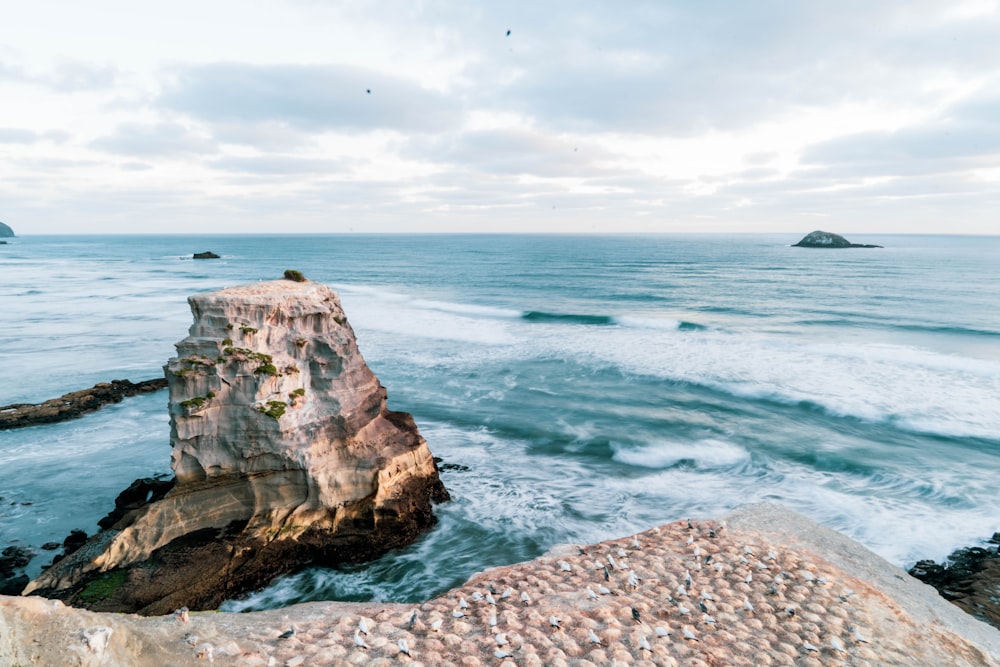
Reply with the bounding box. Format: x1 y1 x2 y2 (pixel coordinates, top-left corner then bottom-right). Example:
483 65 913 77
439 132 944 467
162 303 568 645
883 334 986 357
0 378 167 430
2 504 998 666
910 534 1000 629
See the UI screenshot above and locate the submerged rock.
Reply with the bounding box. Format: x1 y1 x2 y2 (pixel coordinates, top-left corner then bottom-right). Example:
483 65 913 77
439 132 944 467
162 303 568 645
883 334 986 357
25 279 448 614
792 230 883 248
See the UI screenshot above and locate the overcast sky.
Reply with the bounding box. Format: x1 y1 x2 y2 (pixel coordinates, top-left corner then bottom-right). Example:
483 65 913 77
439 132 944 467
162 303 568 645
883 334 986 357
2 1 999 235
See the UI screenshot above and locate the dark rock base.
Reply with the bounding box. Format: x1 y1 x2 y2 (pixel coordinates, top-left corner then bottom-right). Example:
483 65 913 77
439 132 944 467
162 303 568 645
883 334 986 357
910 535 1000 630
29 473 449 616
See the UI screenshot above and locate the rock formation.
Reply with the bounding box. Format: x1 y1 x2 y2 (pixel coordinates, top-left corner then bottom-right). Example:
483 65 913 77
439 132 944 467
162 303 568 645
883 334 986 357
25 277 448 614
0 221 13 237
193 251 220 259
0 378 167 430
792 230 883 248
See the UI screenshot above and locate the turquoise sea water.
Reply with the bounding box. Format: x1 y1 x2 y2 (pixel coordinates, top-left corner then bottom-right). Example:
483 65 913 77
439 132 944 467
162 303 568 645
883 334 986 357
1 233 998 609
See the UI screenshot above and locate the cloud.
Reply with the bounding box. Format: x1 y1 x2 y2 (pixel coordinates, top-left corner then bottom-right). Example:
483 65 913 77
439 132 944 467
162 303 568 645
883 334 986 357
159 63 462 133
405 127 617 177
90 122 217 157
207 155 347 176
0 128 41 144
48 61 118 91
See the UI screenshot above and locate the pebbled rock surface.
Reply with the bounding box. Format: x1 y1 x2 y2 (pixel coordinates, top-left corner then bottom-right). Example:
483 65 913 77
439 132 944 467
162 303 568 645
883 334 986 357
4 505 998 666
792 230 883 248
25 278 448 615
0 378 167 430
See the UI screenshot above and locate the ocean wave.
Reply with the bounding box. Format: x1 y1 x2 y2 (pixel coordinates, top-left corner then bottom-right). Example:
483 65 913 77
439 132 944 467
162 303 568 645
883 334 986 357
612 438 751 469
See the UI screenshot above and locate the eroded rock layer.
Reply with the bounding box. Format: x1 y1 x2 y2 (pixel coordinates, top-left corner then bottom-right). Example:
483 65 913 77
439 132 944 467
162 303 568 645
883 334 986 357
25 279 448 614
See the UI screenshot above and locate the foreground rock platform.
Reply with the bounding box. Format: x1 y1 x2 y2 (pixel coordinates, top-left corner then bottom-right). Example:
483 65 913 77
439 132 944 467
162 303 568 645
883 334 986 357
6 504 998 666
24 277 448 615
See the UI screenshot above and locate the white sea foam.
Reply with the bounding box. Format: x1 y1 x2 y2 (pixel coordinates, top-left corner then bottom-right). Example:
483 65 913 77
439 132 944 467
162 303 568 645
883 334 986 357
612 439 750 469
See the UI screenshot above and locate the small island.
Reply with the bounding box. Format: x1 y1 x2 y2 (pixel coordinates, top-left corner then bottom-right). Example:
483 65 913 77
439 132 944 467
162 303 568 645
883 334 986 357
0 221 14 238
792 230 882 248
193 251 220 259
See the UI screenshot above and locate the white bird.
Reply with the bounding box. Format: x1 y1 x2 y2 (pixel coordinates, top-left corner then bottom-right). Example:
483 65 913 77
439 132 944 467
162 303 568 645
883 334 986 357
587 587 599 600
486 593 496 606
682 627 698 641
502 588 513 599
685 570 693 588
851 627 869 643
494 649 512 659
745 572 753 585
739 555 749 564
744 545 754 555
830 636 845 652
459 597 469 609
397 638 410 656
520 591 531 605
357 618 369 635
693 545 701 557
598 585 611 595
430 619 443 632
655 626 670 637
743 599 754 613
713 563 724 572
678 604 691 615
452 610 465 618
804 642 819 652
607 555 618 570
767 551 777 561
801 571 814 582
628 571 640 588
676 585 687 597
588 630 602 645
353 632 368 649
559 560 572 572
632 536 641 549
488 613 497 628
699 589 713 601
472 591 484 601
495 633 509 646
686 536 694 546
638 635 652 652
702 614 716 625
548 615 561 628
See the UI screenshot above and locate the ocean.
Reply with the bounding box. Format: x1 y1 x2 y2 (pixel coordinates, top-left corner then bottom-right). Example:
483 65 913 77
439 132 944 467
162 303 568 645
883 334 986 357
1 233 998 610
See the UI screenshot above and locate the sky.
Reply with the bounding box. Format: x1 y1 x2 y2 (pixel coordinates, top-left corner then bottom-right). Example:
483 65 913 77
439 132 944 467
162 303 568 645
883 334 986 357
2 1 999 235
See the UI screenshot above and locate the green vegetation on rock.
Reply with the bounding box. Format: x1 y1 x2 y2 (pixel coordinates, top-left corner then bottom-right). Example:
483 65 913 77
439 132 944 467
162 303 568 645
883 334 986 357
283 269 306 282
258 400 286 419
78 570 127 603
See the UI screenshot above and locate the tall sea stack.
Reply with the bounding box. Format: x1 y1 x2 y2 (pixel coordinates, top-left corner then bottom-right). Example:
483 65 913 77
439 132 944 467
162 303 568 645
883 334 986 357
26 278 448 614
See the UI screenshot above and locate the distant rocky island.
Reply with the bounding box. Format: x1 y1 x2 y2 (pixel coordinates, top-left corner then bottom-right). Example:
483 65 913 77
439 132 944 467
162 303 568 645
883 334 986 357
0 221 13 238
793 230 882 248
25 275 448 614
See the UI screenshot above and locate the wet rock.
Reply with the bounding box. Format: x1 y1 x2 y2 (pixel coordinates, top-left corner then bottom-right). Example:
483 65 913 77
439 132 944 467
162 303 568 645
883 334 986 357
0 378 168 430
910 540 1000 630
193 251 220 259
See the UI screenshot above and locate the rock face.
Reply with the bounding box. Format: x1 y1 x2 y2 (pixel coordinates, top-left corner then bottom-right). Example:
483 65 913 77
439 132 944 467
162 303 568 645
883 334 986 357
25 278 448 614
0 221 13 237
792 230 883 248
